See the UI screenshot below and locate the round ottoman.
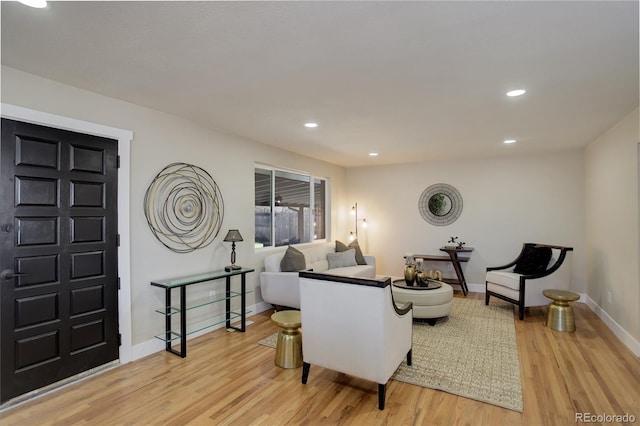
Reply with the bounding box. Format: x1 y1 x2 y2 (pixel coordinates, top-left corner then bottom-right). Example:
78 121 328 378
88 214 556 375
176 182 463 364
392 280 453 325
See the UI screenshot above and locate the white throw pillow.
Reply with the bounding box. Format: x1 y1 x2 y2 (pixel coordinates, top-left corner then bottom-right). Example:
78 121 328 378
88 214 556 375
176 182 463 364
327 249 357 269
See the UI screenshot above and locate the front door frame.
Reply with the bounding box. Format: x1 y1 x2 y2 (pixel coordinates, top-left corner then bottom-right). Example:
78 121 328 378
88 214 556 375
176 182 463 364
1 103 134 364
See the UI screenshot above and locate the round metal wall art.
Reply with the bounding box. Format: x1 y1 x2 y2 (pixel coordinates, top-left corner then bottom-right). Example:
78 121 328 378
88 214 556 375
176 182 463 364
418 183 463 226
144 162 224 253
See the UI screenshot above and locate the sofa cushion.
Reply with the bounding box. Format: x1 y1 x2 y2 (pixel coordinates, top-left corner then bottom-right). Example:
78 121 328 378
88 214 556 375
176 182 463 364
514 245 552 275
264 250 289 272
280 246 306 272
328 264 376 278
327 249 357 269
336 239 367 265
302 243 332 272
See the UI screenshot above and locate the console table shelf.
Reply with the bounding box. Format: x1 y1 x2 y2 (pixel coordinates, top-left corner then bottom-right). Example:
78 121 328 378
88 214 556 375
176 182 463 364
151 268 254 357
154 290 251 315
153 310 251 343
413 247 473 296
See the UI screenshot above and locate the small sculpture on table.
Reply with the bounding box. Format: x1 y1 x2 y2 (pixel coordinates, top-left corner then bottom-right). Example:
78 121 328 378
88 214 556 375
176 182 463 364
446 236 458 249
428 269 442 281
446 236 466 250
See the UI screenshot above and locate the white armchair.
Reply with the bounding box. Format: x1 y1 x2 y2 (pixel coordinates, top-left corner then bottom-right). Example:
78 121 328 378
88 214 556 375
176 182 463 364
299 271 413 410
485 243 573 320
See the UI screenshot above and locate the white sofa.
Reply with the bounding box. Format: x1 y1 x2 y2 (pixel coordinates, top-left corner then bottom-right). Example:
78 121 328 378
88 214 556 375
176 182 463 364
260 242 376 309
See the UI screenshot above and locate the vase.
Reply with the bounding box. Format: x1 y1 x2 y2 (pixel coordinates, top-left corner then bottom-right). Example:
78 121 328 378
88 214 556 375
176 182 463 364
415 259 427 286
404 264 416 286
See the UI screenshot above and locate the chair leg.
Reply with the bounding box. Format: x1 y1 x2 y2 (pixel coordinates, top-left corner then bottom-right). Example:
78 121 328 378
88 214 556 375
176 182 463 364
378 383 386 410
518 281 526 320
485 288 490 305
407 348 412 366
519 304 525 320
301 362 310 384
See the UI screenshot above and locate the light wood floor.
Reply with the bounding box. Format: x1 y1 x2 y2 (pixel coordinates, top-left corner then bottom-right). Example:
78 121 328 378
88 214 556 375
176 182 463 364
1 292 639 425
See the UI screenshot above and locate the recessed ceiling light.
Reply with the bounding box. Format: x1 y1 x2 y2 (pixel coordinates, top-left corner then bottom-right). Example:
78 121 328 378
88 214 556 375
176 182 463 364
504 139 517 144
18 0 47 8
506 89 526 97
304 122 318 128
368 152 379 157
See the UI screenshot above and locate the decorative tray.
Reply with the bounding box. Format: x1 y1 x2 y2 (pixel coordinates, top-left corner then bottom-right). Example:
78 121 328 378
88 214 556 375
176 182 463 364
392 279 443 290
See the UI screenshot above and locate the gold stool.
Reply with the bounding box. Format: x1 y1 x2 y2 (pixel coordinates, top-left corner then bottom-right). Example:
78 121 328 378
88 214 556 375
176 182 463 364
543 289 580 332
270 310 302 368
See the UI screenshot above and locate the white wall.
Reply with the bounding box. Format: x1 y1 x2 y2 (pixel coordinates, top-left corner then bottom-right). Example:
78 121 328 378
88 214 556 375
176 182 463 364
3 64 637 357
585 108 639 344
346 150 586 291
1 66 349 352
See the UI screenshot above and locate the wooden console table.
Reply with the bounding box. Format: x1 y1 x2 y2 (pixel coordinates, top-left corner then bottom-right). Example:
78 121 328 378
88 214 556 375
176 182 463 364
151 268 254 358
413 247 473 295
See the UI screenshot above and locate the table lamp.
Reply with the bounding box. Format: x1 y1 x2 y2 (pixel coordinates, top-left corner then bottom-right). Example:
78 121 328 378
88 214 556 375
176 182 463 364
224 229 243 272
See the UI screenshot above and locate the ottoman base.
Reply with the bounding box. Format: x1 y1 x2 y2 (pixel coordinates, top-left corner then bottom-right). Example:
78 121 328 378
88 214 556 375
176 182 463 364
392 280 454 323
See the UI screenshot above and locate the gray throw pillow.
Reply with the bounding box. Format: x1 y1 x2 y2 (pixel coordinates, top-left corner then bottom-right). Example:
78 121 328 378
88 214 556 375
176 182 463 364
335 240 349 252
327 249 357 269
280 246 306 272
336 239 367 265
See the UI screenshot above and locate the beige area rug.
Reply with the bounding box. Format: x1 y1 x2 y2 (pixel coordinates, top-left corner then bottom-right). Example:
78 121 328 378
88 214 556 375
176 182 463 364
259 298 523 412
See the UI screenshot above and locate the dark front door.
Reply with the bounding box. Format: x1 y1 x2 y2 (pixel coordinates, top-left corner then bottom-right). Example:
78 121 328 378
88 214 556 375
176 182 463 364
0 119 119 403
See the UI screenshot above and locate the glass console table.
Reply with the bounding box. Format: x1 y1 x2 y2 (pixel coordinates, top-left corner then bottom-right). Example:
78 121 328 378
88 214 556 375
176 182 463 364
151 268 254 358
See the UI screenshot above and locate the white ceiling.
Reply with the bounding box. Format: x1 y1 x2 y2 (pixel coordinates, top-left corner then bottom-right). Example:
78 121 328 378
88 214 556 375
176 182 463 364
2 1 638 167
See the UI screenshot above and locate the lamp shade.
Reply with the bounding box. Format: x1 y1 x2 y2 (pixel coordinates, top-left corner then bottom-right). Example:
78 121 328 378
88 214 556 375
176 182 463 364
223 229 243 242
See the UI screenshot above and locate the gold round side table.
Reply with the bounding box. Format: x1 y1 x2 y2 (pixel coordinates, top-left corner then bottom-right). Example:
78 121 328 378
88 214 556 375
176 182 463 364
543 289 580 332
270 310 302 368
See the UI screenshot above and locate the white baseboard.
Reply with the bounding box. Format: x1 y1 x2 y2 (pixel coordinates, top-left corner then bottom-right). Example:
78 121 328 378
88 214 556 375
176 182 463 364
254 301 273 314
467 282 486 293
129 301 274 362
131 337 165 361
472 282 639 357
585 296 640 357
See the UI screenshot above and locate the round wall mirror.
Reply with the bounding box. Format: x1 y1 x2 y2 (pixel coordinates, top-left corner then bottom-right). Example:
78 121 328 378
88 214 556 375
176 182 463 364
428 193 452 216
418 183 463 226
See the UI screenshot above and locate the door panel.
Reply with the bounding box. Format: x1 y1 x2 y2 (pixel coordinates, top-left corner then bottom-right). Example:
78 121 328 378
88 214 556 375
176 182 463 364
15 293 59 328
71 217 104 243
70 251 104 279
70 285 104 315
70 181 105 207
15 136 59 169
15 331 60 370
1 118 119 403
15 177 58 206
15 255 59 287
70 145 104 173
16 217 59 246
